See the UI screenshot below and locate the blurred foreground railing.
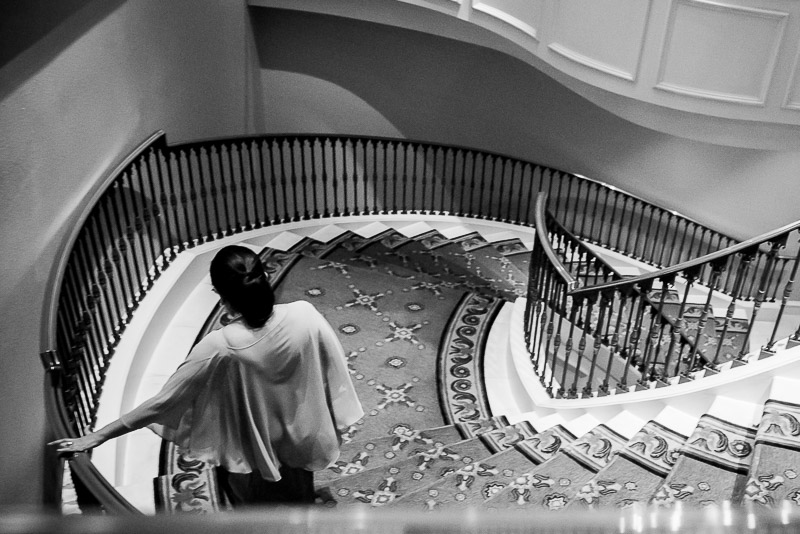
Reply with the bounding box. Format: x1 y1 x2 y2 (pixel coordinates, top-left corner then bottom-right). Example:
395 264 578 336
5 504 800 534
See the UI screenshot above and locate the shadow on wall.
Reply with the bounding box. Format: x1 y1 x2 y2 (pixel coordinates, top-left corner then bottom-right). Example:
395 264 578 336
0 0 124 100
248 7 657 168
247 7 800 239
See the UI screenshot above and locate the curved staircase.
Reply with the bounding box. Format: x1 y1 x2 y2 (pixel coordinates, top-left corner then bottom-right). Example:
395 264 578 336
147 218 800 515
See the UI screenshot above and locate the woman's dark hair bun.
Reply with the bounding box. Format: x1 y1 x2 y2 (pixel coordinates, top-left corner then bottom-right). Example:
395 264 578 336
210 245 275 328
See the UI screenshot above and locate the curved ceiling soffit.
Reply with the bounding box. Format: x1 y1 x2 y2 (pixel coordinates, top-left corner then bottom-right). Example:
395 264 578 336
249 0 800 151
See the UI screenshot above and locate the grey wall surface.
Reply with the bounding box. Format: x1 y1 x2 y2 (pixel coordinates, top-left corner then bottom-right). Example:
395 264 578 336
0 0 251 506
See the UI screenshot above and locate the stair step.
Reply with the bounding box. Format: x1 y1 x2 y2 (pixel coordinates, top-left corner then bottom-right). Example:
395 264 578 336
650 415 756 508
320 435 508 507
569 420 688 510
484 424 628 510
394 443 545 510
315 416 511 487
745 399 800 507
395 424 576 510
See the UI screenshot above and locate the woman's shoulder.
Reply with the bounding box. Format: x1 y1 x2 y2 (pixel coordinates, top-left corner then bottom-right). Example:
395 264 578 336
185 329 228 362
281 300 321 318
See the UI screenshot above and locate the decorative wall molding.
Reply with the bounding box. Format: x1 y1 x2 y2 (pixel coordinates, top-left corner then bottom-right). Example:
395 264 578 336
548 43 636 82
250 0 800 148
546 0 652 83
472 3 536 40
655 0 788 106
784 47 800 111
472 1 538 41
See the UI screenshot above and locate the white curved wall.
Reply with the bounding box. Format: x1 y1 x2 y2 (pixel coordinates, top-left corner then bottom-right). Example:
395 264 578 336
0 0 253 506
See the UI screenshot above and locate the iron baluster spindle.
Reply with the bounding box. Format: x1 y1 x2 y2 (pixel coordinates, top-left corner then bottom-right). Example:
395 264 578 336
765 238 800 351
740 240 784 359
713 250 755 366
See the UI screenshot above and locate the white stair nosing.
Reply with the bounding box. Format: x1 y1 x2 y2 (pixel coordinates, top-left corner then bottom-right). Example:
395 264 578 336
394 221 436 237
335 221 392 237
433 224 475 239
250 230 304 251
653 405 699 437
306 224 348 242
707 395 762 427
604 410 646 440
767 376 800 403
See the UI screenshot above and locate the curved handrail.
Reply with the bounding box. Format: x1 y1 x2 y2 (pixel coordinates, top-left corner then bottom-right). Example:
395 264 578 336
534 193 578 291
39 131 168 351
570 219 800 298
528 191 800 398
41 352 141 514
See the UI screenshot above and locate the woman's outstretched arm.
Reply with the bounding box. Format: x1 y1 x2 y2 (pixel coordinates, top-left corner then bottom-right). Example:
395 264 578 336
49 331 225 454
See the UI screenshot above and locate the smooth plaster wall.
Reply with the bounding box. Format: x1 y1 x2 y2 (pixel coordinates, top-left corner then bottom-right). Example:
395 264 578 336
253 9 800 240
0 0 251 506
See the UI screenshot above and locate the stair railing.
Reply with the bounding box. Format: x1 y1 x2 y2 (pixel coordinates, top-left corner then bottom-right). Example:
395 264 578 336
529 193 800 398
40 131 796 510
528 194 706 397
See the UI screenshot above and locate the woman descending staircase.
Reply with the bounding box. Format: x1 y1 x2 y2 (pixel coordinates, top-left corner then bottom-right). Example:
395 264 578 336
153 220 800 516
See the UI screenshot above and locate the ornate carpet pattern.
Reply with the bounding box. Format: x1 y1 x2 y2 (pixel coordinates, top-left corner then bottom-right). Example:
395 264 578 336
650 415 756 508
571 421 687 510
149 223 785 516
744 400 800 507
156 227 523 512
484 424 628 511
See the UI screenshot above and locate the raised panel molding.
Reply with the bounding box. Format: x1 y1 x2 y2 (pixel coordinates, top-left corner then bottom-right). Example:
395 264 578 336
548 44 636 81
546 0 652 83
473 1 539 40
656 0 788 106
784 48 800 111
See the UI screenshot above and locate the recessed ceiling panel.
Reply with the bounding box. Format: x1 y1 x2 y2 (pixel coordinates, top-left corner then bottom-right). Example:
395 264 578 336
547 0 652 81
657 0 788 105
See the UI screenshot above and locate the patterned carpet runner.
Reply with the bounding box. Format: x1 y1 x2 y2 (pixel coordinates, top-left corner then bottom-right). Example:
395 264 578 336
151 225 781 515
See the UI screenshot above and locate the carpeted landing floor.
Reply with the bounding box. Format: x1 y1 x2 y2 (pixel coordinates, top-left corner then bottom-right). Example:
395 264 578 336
152 227 799 515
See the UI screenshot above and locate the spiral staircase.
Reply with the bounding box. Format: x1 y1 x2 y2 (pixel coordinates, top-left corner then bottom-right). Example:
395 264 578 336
42 132 800 532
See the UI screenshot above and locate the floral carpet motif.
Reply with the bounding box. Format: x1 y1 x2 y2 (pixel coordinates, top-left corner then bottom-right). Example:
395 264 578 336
745 400 800 507
650 415 756 508
485 424 628 510
394 424 577 510
572 421 687 510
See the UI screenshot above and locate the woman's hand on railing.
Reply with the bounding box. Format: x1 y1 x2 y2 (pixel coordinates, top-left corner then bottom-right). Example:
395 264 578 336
49 433 105 453
49 419 130 453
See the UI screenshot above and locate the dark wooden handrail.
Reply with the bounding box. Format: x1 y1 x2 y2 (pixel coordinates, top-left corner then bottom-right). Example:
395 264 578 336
570 219 800 299
534 193 578 290
39 131 168 351
42 351 141 514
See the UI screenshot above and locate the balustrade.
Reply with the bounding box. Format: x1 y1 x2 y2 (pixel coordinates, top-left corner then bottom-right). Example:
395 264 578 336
529 193 800 398
40 131 800 511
